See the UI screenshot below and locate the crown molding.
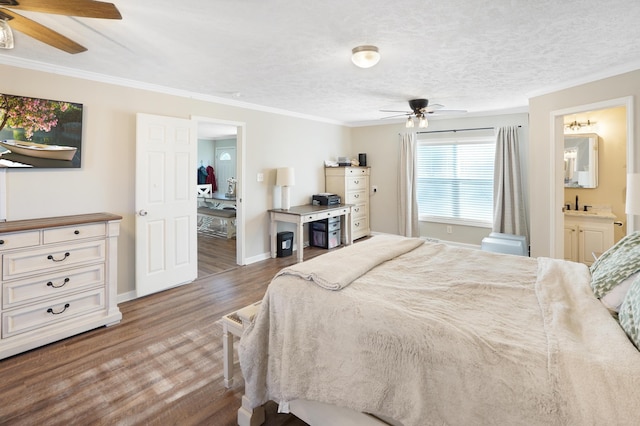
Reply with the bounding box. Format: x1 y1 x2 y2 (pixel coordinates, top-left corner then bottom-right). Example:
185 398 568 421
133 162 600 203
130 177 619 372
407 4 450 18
0 55 345 126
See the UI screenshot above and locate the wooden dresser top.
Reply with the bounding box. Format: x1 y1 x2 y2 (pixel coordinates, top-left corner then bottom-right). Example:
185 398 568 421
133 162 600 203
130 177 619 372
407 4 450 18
0 213 122 234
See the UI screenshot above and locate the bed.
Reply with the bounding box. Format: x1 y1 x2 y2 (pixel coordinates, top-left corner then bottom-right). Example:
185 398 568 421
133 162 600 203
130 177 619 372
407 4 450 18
238 234 640 426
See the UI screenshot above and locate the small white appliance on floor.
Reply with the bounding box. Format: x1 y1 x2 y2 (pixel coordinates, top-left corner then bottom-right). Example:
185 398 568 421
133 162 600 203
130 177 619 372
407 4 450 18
481 232 528 256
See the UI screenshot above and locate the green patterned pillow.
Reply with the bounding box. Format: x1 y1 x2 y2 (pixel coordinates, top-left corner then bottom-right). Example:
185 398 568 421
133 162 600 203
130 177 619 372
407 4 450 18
590 232 640 298
618 275 640 349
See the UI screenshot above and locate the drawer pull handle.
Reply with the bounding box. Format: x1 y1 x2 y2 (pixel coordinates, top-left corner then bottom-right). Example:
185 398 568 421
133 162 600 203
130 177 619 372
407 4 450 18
0 240 4 245
47 252 70 262
74 230 80 235
354 194 359 198
47 278 70 289
354 180 359 184
47 303 70 315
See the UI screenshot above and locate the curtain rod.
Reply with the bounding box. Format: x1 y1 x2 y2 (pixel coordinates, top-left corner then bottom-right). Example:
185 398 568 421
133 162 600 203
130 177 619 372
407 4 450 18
418 125 521 135
398 125 522 136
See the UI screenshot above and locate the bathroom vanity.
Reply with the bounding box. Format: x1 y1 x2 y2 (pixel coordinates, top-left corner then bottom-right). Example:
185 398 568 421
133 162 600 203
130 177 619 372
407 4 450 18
564 210 616 266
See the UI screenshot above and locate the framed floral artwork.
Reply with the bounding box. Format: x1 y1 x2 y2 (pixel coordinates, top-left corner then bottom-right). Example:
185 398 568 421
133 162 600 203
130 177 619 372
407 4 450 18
0 93 83 168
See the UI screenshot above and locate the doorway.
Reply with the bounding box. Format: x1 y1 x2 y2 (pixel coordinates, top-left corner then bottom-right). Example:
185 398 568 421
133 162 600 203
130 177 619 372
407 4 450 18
194 116 246 277
551 96 635 259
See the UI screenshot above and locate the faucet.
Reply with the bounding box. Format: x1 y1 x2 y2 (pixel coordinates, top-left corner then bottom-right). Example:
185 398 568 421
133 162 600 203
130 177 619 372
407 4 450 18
575 195 579 211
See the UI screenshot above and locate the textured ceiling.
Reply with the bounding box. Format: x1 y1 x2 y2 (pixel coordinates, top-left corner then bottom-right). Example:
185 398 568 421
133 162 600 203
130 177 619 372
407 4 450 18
1 0 640 126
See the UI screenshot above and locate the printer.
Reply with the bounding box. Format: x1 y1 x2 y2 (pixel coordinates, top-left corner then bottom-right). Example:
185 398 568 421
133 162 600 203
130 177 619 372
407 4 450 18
312 193 341 206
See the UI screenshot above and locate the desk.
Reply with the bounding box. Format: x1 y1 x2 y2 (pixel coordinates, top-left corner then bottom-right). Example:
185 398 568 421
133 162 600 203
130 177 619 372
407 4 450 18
269 204 352 263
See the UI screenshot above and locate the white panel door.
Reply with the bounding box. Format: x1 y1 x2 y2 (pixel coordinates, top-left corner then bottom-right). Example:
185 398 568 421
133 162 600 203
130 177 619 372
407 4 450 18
135 113 197 297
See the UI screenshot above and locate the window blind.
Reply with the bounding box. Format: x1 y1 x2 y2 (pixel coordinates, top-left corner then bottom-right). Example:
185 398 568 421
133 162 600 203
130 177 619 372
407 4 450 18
416 137 495 226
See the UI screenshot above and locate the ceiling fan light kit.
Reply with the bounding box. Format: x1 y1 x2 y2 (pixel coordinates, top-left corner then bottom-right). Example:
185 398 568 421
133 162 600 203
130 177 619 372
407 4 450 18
0 13 13 49
406 114 428 128
382 98 465 128
351 45 380 68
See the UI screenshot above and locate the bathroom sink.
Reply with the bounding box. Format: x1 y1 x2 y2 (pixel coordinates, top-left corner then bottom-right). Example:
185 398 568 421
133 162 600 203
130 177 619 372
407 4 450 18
564 210 616 219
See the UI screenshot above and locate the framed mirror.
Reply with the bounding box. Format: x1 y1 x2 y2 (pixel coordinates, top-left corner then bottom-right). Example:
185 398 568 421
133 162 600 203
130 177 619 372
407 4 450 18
564 133 598 188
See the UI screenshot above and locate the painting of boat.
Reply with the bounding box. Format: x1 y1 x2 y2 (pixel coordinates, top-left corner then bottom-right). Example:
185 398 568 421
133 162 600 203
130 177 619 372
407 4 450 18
0 140 77 161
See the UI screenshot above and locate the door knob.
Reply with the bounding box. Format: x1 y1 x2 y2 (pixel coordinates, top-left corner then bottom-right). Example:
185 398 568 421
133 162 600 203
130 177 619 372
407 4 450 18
138 210 148 216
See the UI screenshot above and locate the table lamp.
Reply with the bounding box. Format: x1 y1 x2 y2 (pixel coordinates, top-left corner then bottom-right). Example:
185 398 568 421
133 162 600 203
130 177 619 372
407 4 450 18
277 167 295 210
626 173 640 215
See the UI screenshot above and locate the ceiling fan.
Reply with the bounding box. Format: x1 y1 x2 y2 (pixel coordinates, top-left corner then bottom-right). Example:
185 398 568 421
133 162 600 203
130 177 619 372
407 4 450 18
0 0 122 54
380 99 466 128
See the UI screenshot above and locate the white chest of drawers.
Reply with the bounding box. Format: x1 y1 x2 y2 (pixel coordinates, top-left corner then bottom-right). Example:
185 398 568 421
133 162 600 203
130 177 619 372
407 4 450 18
325 166 371 240
0 213 122 359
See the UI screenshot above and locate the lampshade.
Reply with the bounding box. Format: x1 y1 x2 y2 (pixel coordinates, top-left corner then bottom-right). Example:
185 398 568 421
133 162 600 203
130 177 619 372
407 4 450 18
276 167 295 187
626 173 640 215
418 114 429 128
351 45 380 68
0 19 14 50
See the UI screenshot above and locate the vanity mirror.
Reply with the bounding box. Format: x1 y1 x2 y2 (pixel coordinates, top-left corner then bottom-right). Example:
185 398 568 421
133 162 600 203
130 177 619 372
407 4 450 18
564 133 598 188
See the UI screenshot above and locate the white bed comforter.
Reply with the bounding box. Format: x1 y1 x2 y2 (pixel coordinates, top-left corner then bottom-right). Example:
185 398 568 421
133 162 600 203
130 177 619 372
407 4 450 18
239 235 640 426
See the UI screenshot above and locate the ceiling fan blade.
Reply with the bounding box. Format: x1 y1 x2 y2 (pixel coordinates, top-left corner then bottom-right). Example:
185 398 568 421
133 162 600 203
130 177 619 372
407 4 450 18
380 113 412 119
427 109 467 116
380 109 411 114
0 8 87 53
4 0 122 19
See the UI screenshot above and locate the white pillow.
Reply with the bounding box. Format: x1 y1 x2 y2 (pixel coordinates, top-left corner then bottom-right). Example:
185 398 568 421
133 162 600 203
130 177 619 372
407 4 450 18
601 272 639 313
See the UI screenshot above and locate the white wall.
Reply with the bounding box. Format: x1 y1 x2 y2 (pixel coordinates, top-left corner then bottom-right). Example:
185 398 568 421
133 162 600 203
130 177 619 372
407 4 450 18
529 69 640 258
351 112 529 246
0 64 350 297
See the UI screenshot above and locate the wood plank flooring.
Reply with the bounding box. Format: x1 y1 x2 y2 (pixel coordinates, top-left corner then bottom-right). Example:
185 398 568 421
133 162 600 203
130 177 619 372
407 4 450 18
198 232 238 278
0 232 334 425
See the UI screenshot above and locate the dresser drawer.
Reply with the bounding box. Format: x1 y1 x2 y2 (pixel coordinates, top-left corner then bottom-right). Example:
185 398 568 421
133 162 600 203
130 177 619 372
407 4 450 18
2 288 105 338
345 167 369 176
0 231 40 252
43 223 106 244
345 190 368 204
351 203 368 219
3 264 105 309
347 177 368 191
2 240 106 280
352 217 369 238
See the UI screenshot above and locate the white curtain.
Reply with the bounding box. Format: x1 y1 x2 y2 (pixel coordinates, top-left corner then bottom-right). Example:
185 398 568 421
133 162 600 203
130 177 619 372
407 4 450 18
398 132 419 237
493 126 529 240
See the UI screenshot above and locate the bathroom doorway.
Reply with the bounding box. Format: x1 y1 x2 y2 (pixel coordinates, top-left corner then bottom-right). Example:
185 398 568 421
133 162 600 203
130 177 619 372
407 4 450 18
551 96 635 259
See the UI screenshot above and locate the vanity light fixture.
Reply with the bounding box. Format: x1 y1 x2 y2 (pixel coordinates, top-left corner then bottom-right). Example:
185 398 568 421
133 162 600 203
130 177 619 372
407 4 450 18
565 119 596 132
351 45 380 68
0 16 14 50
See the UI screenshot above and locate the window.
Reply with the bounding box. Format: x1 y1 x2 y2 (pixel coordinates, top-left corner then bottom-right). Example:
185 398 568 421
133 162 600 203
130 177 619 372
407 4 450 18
416 136 495 227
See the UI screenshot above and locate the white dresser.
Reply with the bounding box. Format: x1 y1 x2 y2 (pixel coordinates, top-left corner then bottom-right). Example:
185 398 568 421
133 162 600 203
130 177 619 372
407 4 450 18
0 213 122 359
325 166 370 240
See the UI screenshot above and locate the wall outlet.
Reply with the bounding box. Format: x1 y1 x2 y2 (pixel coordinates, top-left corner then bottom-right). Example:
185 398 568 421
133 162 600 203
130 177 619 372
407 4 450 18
257 172 264 182
446 225 453 234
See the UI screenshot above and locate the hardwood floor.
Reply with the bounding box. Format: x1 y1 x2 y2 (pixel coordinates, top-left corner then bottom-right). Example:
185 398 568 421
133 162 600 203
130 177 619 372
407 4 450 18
198 231 238 278
0 235 330 425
